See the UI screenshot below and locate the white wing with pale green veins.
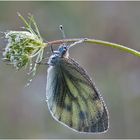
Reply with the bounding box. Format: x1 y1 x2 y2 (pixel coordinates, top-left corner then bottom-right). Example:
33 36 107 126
46 57 109 133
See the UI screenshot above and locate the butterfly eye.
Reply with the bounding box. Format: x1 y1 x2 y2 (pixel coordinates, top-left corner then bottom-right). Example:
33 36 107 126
63 46 67 50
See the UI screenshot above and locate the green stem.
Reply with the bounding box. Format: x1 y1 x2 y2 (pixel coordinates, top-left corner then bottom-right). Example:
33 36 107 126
47 38 140 57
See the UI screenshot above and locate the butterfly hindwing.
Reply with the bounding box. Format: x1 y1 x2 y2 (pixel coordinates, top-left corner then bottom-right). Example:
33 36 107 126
46 57 108 133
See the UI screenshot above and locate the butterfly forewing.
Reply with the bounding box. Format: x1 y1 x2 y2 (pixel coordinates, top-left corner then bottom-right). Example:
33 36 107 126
46 57 108 133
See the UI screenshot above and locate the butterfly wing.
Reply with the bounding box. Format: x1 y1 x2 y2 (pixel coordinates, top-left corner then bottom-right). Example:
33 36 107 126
46 57 109 133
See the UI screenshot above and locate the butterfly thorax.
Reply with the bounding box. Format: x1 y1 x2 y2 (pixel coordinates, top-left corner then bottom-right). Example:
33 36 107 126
48 44 69 66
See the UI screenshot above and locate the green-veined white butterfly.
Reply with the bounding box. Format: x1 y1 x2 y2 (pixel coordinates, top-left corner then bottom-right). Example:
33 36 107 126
46 27 109 133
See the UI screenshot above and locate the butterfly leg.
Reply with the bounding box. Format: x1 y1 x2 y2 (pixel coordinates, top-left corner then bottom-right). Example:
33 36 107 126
50 44 54 53
69 38 87 48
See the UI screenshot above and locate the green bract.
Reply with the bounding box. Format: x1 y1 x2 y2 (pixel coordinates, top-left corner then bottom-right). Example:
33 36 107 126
3 31 45 69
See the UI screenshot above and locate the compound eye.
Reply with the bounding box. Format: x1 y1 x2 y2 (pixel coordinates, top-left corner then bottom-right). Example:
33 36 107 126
63 46 67 50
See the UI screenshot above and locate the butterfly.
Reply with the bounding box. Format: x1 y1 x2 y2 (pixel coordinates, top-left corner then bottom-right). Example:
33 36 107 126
46 26 109 133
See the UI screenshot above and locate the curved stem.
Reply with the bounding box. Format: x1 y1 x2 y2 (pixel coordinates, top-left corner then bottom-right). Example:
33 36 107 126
46 38 140 57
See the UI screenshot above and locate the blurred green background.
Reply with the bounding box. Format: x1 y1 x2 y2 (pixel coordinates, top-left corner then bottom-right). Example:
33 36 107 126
0 1 140 139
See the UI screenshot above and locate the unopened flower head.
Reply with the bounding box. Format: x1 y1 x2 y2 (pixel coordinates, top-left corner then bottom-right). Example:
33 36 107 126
2 13 48 86
3 30 45 70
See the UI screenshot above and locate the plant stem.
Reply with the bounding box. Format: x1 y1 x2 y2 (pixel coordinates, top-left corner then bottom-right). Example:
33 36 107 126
47 38 140 57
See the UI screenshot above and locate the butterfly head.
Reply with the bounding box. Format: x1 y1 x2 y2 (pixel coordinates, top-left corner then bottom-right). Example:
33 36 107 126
48 44 69 66
58 44 68 56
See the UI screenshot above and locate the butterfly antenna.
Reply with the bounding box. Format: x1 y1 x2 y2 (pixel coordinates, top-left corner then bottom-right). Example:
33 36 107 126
59 25 66 39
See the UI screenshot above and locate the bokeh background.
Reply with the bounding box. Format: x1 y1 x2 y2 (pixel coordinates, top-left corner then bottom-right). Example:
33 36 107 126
0 1 140 139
